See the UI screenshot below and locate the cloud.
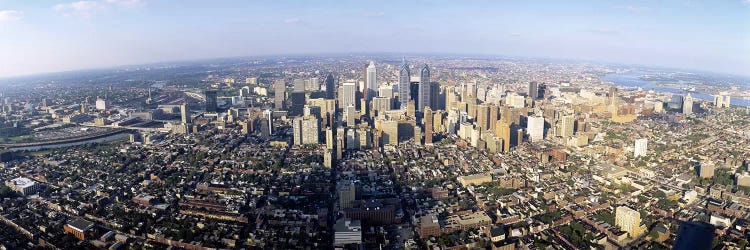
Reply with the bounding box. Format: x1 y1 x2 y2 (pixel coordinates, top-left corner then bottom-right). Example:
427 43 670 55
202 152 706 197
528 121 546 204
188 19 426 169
0 10 22 22
364 12 385 17
614 5 650 14
585 28 618 35
54 0 146 18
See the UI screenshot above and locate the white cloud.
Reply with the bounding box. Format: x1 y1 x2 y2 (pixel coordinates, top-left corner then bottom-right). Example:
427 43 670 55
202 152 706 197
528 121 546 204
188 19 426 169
364 12 385 17
614 5 650 14
0 10 23 22
54 0 146 18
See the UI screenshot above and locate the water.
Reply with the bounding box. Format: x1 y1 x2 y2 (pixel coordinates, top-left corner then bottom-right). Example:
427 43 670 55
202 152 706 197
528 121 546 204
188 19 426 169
601 72 750 107
7 133 129 152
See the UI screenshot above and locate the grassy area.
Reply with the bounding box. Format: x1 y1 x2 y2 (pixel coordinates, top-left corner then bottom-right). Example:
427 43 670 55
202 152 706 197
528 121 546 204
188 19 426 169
0 135 35 143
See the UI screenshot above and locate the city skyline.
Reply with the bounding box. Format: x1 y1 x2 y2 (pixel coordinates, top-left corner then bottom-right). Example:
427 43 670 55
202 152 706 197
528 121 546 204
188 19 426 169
0 0 748 78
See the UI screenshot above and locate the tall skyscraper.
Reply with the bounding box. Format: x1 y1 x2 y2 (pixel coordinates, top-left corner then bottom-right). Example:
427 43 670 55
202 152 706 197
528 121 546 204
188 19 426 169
418 64 431 112
293 116 320 145
714 92 731 108
683 93 694 115
489 104 499 133
398 58 410 109
634 138 647 157
339 82 357 109
528 81 538 99
204 90 218 112
263 109 273 135
560 115 575 138
274 80 286 110
180 102 190 124
325 73 335 99
476 104 490 131
527 116 544 142
424 107 433 144
366 61 377 102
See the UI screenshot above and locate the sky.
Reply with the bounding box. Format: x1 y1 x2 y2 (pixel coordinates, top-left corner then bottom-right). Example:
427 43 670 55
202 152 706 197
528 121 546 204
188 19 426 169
0 0 748 78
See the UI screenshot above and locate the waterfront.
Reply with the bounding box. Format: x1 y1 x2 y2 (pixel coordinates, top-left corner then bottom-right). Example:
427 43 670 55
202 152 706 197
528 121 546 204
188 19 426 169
601 72 750 107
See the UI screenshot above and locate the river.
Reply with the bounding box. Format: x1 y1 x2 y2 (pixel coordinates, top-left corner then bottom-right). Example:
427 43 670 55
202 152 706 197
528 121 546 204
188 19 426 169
600 72 750 107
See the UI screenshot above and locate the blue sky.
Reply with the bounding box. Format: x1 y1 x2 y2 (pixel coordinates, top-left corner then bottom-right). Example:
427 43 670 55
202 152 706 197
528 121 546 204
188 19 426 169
0 0 748 77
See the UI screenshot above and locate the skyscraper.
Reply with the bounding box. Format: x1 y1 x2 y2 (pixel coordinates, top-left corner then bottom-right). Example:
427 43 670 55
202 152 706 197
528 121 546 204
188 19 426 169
274 80 286 110
366 61 377 102
418 64 430 112
339 82 357 110
560 115 575 138
615 206 645 238
204 90 218 112
424 107 433 144
398 58 410 109
180 102 190 124
476 104 490 131
527 116 544 142
528 81 538 99
293 116 320 145
325 73 335 99
683 93 694 115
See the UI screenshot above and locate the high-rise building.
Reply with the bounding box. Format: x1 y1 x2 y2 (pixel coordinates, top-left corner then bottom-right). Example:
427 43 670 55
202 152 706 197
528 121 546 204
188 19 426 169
326 128 335 149
293 79 306 92
634 138 647 158
560 115 575 138
371 97 391 118
475 104 490 131
325 73 336 99
489 104 499 133
699 161 715 179
274 80 286 110
528 81 538 99
180 102 190 124
714 92 731 108
398 59 411 109
293 116 320 145
366 61 377 102
669 94 684 111
338 181 357 209
418 64 430 112
615 206 645 238
381 120 399 145
288 91 306 116
95 98 107 110
339 82 357 109
527 116 544 142
204 90 218 112
424 107 433 144
683 93 694 115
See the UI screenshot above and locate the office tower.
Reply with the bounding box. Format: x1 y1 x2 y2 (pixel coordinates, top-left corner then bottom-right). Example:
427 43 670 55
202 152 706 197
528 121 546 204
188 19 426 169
345 106 357 126
95 98 107 110
339 82 357 109
381 120 399 145
274 80 286 110
418 64 431 112
336 127 345 159
634 138 647 158
378 85 394 99
527 116 544 142
683 93 694 115
326 128 335 149
371 97 391 118
506 93 525 108
673 221 715 250
346 128 359 150
293 79 306 92
398 58 411 109
475 104 490 131
306 77 319 91
324 149 334 168
366 61 377 102
714 92 731 108
263 109 273 135
669 94 683 110
325 73 335 99
615 206 645 238
293 116 320 145
560 115 575 138
528 81 538 99
430 82 440 110
424 107 433 144
496 121 512 152
338 181 357 209
204 90 218 112
180 102 190 124
288 91 306 116
489 104 499 133
356 128 371 149
406 100 416 118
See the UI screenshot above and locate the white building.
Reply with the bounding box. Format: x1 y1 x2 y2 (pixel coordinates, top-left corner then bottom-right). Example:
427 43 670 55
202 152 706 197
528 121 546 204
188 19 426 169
339 82 357 109
5 177 40 196
527 116 545 142
95 98 107 110
634 138 648 158
683 94 694 115
366 61 377 101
